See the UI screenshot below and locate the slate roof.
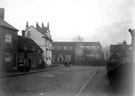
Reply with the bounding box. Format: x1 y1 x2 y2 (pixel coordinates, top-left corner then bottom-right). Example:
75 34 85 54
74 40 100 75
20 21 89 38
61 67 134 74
36 26 52 41
36 26 45 35
0 18 18 31
18 36 43 52
110 44 129 53
52 42 101 46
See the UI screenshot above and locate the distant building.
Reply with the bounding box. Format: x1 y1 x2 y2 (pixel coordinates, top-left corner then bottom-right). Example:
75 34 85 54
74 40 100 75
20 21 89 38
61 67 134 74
0 8 18 71
52 42 104 65
23 22 53 67
110 41 130 59
102 46 110 60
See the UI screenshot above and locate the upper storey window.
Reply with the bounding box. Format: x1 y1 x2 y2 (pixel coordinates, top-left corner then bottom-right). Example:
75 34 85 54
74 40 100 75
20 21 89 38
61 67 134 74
5 34 12 43
26 31 31 38
64 46 67 50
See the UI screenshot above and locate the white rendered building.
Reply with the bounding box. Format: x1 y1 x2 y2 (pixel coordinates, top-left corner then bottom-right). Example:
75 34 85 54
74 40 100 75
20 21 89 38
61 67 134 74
23 22 52 67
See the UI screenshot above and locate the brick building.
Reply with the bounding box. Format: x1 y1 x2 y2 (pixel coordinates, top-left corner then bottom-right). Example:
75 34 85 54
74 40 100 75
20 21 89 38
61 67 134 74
0 8 18 71
52 42 104 65
0 8 45 72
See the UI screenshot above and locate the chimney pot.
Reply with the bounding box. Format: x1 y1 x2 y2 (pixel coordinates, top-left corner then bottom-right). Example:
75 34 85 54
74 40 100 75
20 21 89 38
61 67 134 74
0 8 4 20
22 30 25 37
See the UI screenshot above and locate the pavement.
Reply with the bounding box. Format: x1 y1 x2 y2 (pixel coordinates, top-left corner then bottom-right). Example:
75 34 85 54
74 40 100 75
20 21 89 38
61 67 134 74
0 68 51 78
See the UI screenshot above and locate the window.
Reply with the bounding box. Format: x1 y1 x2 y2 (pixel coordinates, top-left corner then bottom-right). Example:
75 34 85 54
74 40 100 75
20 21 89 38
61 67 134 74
26 31 31 38
5 52 11 62
5 34 12 43
80 46 85 49
69 46 73 50
91 46 99 50
86 46 91 50
64 46 67 50
57 46 61 50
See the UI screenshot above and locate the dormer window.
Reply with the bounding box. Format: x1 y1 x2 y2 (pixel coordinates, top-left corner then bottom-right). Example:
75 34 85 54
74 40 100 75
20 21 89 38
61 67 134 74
5 34 12 43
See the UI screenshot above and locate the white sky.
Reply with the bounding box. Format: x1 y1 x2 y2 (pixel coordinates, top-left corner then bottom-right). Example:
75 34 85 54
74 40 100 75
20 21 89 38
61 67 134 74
0 0 134 46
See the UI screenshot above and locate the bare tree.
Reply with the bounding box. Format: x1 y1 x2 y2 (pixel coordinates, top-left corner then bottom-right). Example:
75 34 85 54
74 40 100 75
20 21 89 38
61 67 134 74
72 35 84 63
72 35 84 42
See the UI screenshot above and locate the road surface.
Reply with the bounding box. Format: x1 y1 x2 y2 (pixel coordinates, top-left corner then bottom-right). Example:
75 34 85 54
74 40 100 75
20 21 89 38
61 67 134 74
0 65 133 96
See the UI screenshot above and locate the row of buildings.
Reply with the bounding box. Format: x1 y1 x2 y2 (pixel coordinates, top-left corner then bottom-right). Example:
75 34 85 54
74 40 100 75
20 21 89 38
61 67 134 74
52 42 104 65
0 8 52 72
24 21 53 67
0 8 105 72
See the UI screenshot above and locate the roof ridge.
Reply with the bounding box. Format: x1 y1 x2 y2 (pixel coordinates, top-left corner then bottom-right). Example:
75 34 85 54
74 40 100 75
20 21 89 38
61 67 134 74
0 18 18 31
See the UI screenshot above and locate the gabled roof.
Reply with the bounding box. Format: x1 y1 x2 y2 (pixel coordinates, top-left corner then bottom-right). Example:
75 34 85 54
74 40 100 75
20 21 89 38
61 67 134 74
52 42 101 46
25 25 36 31
0 18 18 31
36 26 45 35
18 36 43 52
25 25 44 35
26 25 52 41
42 26 48 33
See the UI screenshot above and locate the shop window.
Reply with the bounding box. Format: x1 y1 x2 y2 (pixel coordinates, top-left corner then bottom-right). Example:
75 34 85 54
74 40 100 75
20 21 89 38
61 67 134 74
5 53 11 62
5 34 12 43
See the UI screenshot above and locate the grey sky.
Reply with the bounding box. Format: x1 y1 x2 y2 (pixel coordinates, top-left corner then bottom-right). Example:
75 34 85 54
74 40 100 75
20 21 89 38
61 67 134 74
0 0 134 46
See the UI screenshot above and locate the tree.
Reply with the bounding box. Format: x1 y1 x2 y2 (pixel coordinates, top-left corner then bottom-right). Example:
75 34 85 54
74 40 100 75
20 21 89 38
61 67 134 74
72 35 84 42
72 35 84 63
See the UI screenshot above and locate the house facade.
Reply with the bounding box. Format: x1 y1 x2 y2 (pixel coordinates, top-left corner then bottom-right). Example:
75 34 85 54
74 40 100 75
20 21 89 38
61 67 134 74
52 42 104 65
18 36 44 72
24 22 52 67
0 8 18 71
0 8 47 72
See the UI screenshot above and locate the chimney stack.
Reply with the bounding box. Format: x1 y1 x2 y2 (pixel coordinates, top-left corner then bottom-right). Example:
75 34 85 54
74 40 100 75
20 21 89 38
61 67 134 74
0 8 4 20
42 22 44 28
25 21 29 30
22 30 25 37
36 22 39 28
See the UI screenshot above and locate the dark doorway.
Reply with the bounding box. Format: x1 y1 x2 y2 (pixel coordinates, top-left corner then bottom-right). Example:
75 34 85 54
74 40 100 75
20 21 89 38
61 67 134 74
13 54 17 68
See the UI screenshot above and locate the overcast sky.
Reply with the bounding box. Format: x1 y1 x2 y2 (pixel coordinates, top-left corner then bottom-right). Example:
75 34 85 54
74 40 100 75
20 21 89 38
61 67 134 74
0 0 134 46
